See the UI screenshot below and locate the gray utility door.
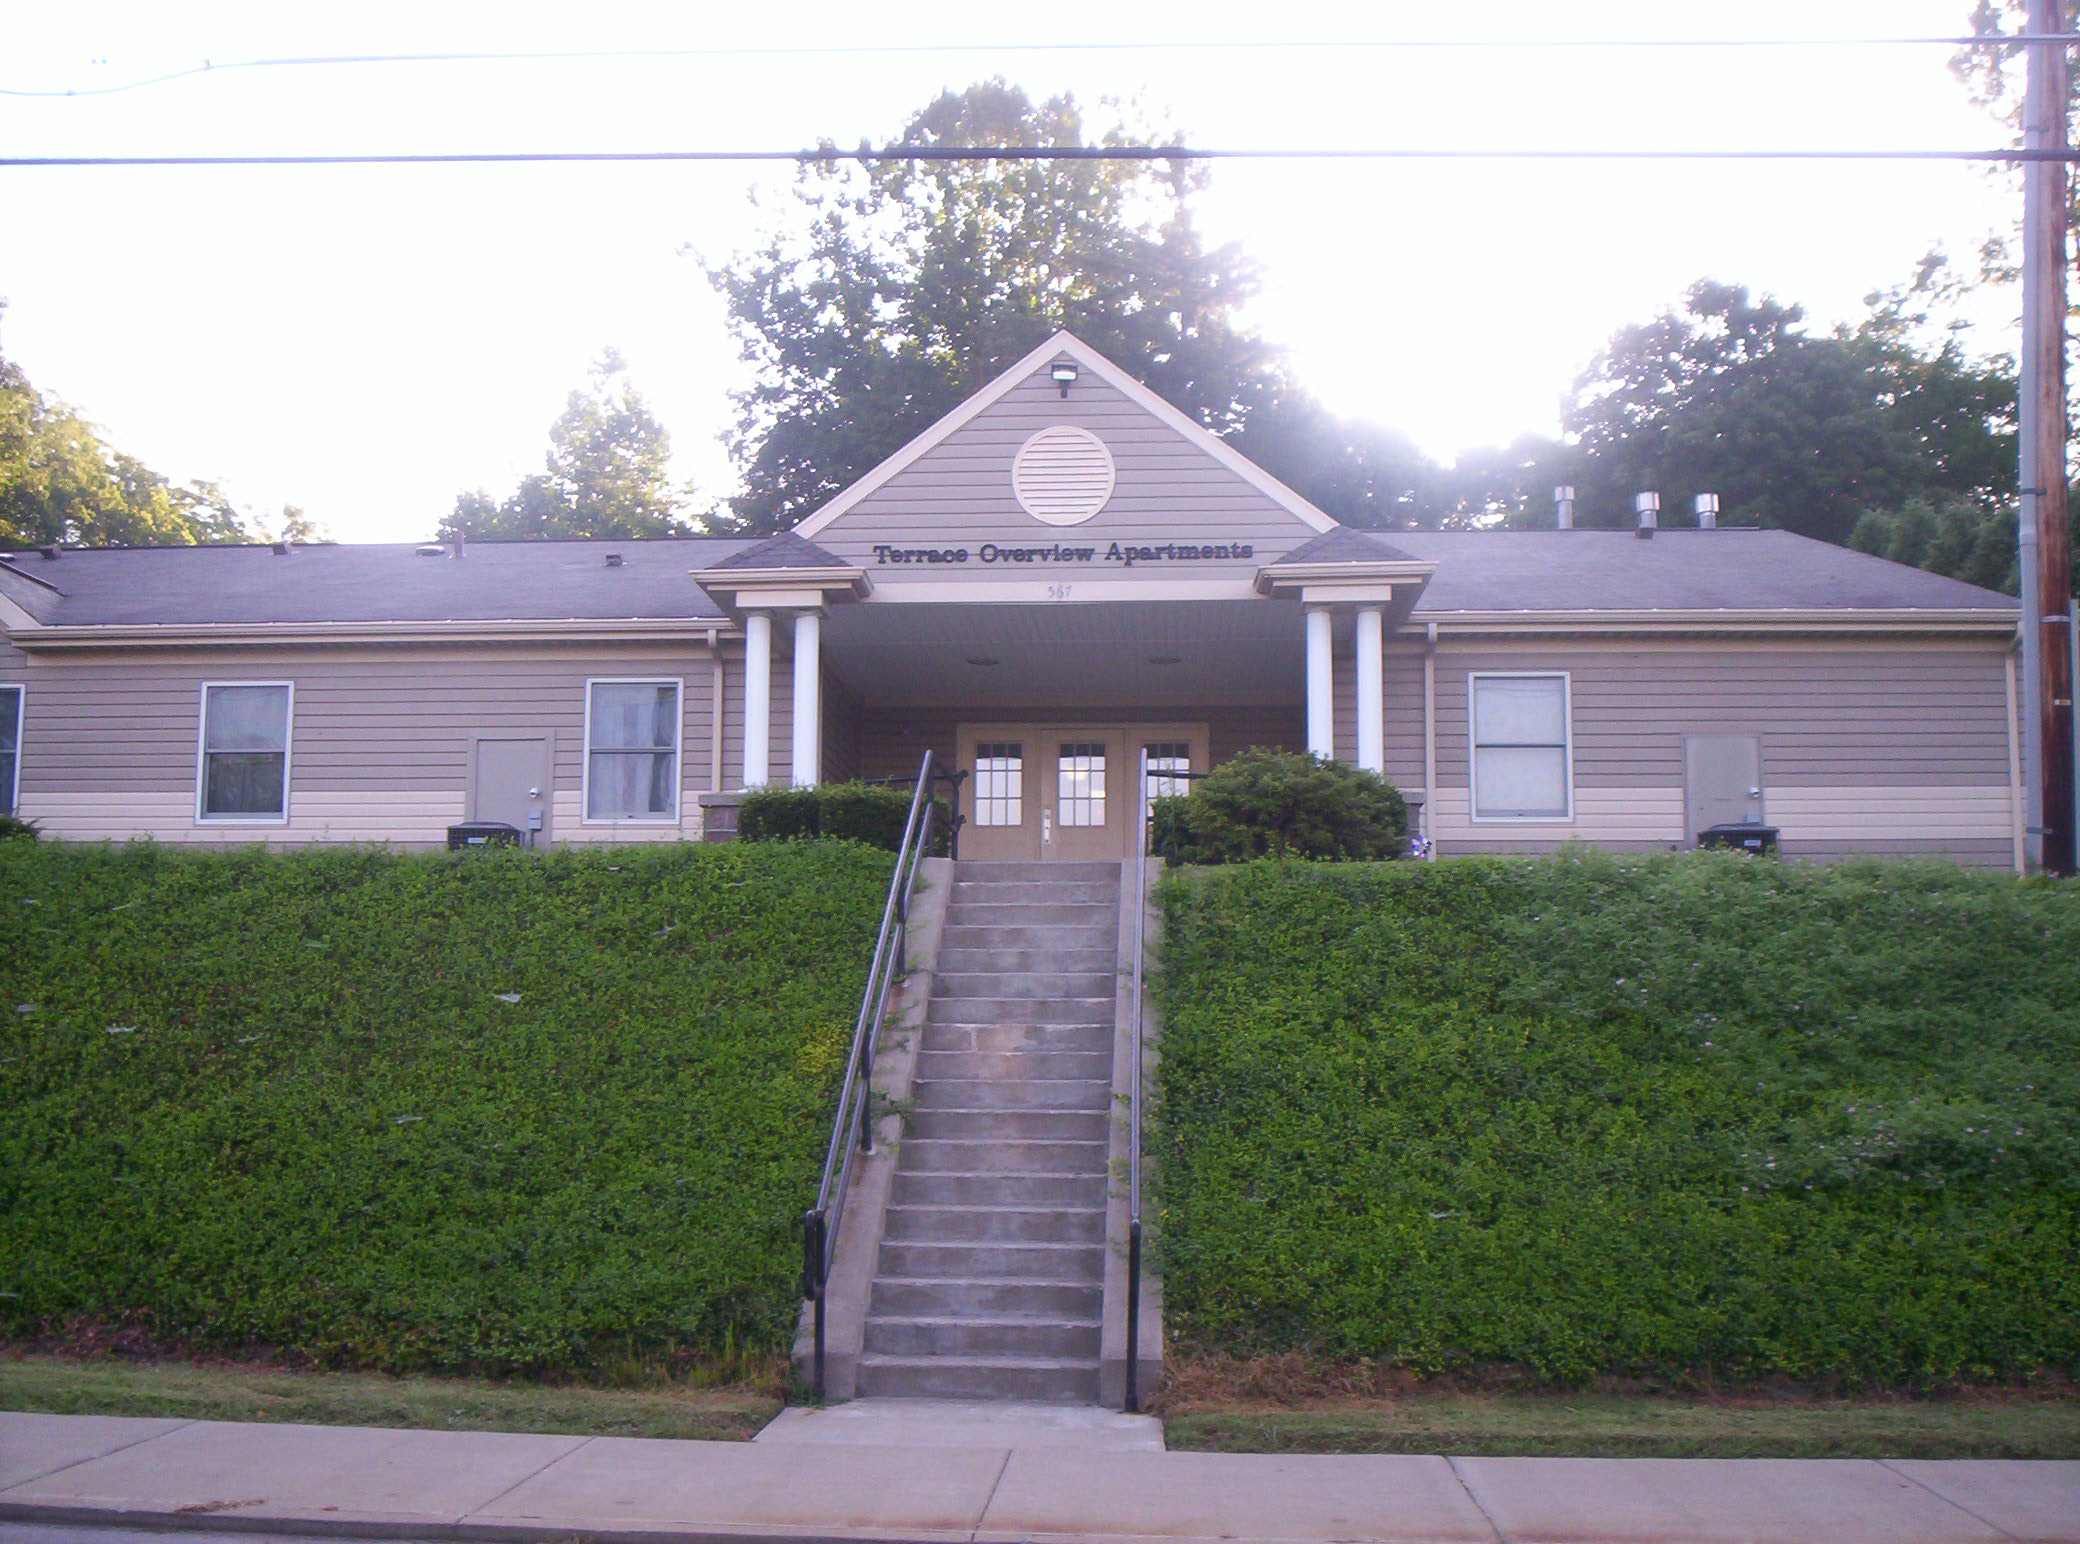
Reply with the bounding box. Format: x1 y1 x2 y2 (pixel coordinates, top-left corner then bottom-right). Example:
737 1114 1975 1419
471 736 551 843
1684 734 1764 842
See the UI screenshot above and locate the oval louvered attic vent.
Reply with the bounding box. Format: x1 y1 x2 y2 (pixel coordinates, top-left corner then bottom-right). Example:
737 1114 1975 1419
1012 425 1116 526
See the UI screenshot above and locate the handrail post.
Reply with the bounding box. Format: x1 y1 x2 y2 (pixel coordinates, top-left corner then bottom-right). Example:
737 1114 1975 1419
802 1208 827 1401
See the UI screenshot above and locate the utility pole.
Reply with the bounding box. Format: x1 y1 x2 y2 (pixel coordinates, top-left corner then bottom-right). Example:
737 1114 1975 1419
2020 0 2075 875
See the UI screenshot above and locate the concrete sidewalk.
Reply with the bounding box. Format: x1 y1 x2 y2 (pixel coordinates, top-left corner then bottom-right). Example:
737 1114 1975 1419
3 1409 2077 1544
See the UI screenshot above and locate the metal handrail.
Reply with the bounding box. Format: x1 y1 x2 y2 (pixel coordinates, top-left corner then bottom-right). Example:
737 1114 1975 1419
1126 759 1209 1410
800 750 965 1401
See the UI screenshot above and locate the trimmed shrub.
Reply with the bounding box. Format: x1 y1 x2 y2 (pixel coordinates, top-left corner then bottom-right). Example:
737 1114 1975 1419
737 786 820 841
0 840 892 1376
0 814 38 841
817 783 912 849
1151 748 1407 863
737 781 940 853
1152 851 2080 1387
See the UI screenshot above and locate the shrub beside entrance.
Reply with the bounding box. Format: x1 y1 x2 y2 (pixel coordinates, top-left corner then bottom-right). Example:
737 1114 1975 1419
1150 748 1408 863
1152 851 2080 1388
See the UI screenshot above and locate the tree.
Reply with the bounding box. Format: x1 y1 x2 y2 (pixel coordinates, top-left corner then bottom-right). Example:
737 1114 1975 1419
441 351 695 541
0 309 288 548
711 81 1385 533
1536 279 2016 543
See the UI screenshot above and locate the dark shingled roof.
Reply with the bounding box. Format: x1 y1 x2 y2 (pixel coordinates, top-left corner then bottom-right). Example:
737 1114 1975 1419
1268 528 1419 565
2 538 756 626
1390 529 2018 614
0 528 2017 629
699 531 848 571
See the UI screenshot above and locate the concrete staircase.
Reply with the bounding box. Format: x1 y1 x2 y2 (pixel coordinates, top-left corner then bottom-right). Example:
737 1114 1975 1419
857 859 1121 1403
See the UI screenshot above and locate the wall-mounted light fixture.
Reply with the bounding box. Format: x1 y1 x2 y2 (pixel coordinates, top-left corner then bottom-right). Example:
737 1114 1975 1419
1050 359 1080 398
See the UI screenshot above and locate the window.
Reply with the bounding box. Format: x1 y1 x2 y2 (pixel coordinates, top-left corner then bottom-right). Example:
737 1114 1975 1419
973 742 1023 826
198 683 292 821
0 686 19 816
586 680 680 820
1143 741 1193 820
1057 742 1107 826
1470 673 1571 820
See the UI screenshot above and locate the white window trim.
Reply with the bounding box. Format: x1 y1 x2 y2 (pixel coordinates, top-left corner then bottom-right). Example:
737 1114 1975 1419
0 684 21 818
582 677 684 824
1467 670 1574 823
195 681 294 825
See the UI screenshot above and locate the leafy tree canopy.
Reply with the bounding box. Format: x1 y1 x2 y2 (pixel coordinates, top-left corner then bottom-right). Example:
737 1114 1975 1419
711 80 1427 533
441 350 697 541
1517 276 2017 544
0 307 306 549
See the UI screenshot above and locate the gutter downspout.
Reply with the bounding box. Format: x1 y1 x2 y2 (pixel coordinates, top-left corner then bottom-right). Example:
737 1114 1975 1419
1422 621 1439 858
709 632 726 793
2008 646 2027 875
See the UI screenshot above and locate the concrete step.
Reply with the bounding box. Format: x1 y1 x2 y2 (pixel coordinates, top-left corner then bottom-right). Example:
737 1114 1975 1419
914 1048 1113 1081
932 970 1116 1001
919 1022 1114 1055
943 902 1121 928
892 1169 1107 1207
953 861 1122 883
881 1203 1106 1245
895 1137 1110 1173
863 1313 1102 1358
868 1276 1105 1318
951 880 1121 906
856 1353 1101 1403
928 997 1113 1027
877 1238 1104 1281
906 1107 1108 1140
936 946 1116 975
908 1078 1112 1112
939 927 1116 954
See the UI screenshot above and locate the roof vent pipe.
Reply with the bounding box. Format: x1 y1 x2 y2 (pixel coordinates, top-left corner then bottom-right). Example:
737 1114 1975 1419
1695 493 1720 530
1554 485 1576 530
1634 491 1659 539
452 531 466 557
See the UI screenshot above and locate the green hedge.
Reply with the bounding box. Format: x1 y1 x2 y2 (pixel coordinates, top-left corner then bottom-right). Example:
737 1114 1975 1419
1152 851 2080 1387
0 840 893 1375
738 782 941 851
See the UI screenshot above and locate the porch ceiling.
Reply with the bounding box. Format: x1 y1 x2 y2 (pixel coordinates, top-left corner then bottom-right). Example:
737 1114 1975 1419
821 598 1311 707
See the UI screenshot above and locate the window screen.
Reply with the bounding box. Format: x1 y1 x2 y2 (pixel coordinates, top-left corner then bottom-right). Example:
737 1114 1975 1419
1470 674 1570 819
587 681 679 819
1057 742 1107 826
973 743 1023 826
201 683 291 819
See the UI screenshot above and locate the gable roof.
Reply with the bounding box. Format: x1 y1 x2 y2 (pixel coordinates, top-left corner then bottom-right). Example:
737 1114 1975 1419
1268 528 1419 565
792 331 1339 539
701 531 847 571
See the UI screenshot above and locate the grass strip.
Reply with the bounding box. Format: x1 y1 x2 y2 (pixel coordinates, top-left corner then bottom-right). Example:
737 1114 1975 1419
1164 1395 2080 1459
0 1355 780 1442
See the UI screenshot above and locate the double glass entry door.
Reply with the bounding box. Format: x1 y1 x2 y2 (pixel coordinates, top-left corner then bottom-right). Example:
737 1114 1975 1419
955 723 1208 861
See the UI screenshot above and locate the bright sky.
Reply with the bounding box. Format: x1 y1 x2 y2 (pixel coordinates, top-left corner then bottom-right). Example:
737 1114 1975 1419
0 1 2027 542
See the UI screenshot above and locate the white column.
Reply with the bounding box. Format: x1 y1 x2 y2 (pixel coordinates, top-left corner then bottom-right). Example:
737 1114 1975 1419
1355 605 1385 775
1305 605 1335 760
742 610 772 788
791 609 822 788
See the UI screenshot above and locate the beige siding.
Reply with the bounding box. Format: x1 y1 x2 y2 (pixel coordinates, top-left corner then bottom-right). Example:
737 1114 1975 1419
812 367 1324 582
12 642 719 847
1416 638 2017 866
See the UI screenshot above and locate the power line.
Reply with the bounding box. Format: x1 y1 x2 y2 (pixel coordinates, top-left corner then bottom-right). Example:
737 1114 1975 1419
4 34 2076 99
7 145 2080 169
